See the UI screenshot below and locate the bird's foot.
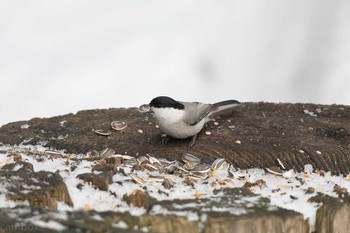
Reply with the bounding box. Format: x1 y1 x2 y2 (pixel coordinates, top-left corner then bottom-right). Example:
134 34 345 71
188 134 197 148
161 135 171 146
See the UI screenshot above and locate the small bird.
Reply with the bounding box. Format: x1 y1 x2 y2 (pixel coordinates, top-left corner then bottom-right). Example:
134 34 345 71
148 96 240 147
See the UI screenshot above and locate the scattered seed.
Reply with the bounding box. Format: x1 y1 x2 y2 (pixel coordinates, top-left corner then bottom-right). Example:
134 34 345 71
192 163 211 173
93 129 112 136
122 155 135 160
193 191 204 198
84 204 92 211
177 166 190 174
147 176 164 182
192 172 209 180
315 169 325 177
44 150 62 156
183 162 197 170
266 167 283 176
142 162 159 171
162 178 174 189
166 164 177 174
235 140 241 144
283 169 296 179
65 154 74 159
216 178 226 185
111 121 127 131
129 174 145 185
277 184 292 190
124 159 137 168
147 154 161 166
211 158 230 171
277 158 285 169
182 153 201 165
139 104 150 113
100 148 115 158
136 156 148 164
346 173 350 181
6 157 11 165
138 129 143 134
205 131 211 135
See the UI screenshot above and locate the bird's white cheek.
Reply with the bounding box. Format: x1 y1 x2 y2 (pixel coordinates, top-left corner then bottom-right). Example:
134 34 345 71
152 108 184 123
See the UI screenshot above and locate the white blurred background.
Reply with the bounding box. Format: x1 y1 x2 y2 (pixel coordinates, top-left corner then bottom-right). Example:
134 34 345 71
1 0 350 126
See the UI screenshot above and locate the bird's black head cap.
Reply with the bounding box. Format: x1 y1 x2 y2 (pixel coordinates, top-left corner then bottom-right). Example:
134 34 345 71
150 96 185 110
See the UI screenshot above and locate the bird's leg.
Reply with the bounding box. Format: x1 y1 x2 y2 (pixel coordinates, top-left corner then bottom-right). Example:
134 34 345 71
161 135 171 146
188 134 197 148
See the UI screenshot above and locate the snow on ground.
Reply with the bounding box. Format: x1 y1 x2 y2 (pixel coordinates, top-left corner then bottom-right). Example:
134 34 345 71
1 144 350 231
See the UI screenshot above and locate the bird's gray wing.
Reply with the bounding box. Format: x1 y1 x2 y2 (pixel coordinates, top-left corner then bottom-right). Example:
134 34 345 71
181 102 215 126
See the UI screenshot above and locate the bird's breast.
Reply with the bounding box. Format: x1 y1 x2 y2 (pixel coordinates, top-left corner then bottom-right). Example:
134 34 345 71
151 107 204 139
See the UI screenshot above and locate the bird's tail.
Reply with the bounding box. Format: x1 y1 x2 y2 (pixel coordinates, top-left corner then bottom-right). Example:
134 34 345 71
208 100 241 117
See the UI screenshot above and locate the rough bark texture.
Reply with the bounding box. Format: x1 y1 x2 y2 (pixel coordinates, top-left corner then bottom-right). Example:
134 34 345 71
0 102 350 233
0 102 349 174
0 188 309 233
309 193 350 233
0 162 73 210
204 211 308 233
